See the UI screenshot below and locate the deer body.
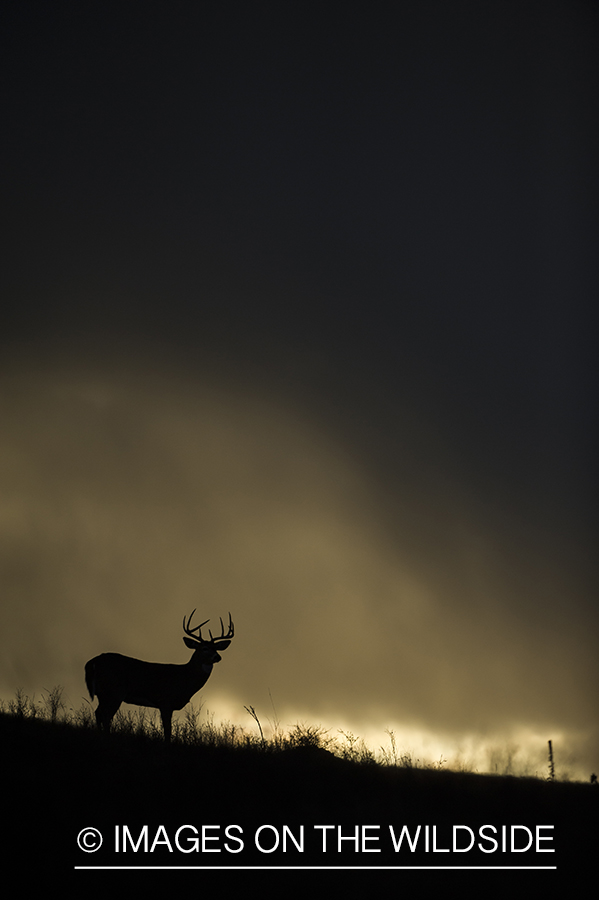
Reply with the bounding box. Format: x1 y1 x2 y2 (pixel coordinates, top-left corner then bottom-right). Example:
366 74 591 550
85 611 233 742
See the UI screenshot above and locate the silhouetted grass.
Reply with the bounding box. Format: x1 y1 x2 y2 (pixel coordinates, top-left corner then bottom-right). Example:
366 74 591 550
0 686 523 772
0 686 589 778
1 686 400 765
1 687 596 875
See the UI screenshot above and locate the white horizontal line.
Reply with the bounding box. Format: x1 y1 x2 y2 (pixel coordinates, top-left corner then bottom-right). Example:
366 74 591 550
75 865 558 871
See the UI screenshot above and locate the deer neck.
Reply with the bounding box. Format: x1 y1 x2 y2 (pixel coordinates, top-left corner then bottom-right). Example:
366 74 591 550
188 651 215 679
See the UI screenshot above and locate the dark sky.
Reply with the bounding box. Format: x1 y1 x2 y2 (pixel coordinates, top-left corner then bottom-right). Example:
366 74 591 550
1 1 597 776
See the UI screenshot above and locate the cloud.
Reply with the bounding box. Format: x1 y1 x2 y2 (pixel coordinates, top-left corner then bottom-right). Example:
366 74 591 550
0 339 596 778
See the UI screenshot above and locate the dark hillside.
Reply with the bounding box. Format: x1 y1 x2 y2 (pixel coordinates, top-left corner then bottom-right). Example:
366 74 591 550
2 712 595 879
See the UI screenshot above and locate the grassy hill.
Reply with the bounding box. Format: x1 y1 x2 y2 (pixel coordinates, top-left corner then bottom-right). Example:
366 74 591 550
1 704 595 881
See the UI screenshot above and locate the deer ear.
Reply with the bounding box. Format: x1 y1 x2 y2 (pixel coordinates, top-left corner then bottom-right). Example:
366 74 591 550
214 640 231 651
183 637 199 649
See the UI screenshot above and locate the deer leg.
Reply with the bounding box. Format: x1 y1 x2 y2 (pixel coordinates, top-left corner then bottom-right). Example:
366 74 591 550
95 698 120 733
160 709 172 743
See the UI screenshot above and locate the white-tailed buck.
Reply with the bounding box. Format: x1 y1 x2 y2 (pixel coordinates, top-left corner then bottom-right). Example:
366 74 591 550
85 610 234 742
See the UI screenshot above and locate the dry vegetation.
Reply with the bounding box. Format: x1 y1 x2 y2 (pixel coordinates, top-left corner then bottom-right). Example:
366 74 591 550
2 686 595 875
0 686 562 777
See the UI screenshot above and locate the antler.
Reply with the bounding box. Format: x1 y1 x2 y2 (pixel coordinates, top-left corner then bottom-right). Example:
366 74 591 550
183 609 210 642
210 612 234 642
183 609 234 644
